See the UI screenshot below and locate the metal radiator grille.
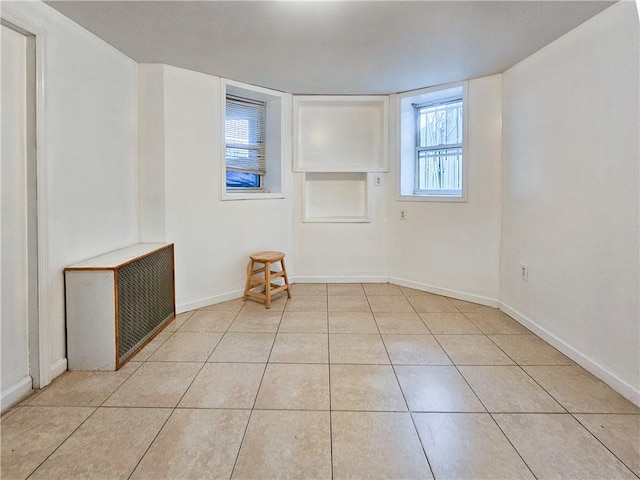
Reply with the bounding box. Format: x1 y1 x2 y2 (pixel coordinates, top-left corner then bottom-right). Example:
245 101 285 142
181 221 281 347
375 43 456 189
117 246 175 363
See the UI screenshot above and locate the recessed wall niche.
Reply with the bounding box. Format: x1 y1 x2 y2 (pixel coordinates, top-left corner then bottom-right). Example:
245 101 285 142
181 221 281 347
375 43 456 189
303 172 369 223
293 96 388 172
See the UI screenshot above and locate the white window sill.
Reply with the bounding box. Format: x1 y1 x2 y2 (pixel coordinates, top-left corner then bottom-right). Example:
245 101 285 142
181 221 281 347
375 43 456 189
221 191 285 201
397 194 468 203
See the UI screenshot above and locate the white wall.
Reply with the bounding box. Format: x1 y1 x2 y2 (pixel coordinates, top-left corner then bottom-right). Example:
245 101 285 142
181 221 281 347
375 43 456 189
138 65 294 312
389 75 503 305
501 2 639 403
1 2 138 387
293 172 389 282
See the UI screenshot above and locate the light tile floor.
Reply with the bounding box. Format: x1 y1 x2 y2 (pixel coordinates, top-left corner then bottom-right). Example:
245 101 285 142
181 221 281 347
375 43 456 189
2 283 639 480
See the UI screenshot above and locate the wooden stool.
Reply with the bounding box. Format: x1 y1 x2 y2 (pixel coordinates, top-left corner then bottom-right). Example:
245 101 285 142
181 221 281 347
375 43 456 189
243 251 291 309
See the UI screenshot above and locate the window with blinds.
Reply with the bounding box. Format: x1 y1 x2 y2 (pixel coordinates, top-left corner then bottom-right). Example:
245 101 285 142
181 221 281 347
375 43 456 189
225 95 266 189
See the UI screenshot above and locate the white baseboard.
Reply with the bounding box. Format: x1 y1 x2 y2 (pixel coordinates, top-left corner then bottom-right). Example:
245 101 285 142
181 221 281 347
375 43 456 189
389 276 499 307
1 376 33 413
50 357 67 380
177 289 245 313
500 302 640 407
293 275 390 284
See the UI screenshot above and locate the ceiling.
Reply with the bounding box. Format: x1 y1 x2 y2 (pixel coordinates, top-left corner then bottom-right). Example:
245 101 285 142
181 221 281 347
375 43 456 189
45 1 616 95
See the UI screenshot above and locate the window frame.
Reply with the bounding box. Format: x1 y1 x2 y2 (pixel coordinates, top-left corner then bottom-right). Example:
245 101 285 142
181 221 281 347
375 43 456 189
396 81 468 202
220 78 290 201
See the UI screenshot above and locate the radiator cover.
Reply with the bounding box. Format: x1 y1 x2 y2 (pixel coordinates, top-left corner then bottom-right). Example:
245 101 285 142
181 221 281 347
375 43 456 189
65 243 176 370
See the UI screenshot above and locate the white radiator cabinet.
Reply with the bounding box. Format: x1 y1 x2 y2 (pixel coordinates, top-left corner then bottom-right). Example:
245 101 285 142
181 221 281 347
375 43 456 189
64 243 175 371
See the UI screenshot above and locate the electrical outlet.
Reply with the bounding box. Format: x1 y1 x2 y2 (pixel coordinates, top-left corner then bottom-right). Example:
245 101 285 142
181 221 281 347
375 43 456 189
400 210 407 220
374 175 383 187
520 264 528 281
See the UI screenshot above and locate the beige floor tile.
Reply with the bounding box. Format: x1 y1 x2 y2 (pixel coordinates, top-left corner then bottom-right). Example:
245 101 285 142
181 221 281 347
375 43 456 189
269 333 328 363
29 407 170 480
574 414 640 477
328 283 365 296
395 366 485 412
228 310 282 332
25 362 140 407
131 409 250 480
290 283 327 295
178 310 236 332
148 331 222 362
279 311 328 333
407 295 457 313
459 366 564 412
284 295 327 312
328 312 378 333
448 298 498 313
465 310 531 334
524 366 640 413
363 283 403 296
200 298 244 313
163 311 193 332
413 413 535 479
179 363 265 408
208 332 275 363
103 362 201 407
328 295 371 312
331 365 406 411
494 413 637 479
383 335 451 365
133 331 172 361
232 410 331 479
435 334 515 365
332 411 432 479
1 406 95 480
368 295 414 313
419 312 482 334
242 294 287 312
255 364 329 410
374 312 430 334
329 333 389 364
489 334 574 365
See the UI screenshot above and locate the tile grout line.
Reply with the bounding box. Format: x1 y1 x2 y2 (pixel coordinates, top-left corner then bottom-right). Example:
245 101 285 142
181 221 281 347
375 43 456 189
326 286 334 480
228 295 286 479
127 305 242 479
372 286 437 479
426 297 540 479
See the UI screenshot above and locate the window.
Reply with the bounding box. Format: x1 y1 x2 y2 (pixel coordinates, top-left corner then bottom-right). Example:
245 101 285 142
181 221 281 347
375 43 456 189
221 79 289 200
225 96 266 190
398 82 467 201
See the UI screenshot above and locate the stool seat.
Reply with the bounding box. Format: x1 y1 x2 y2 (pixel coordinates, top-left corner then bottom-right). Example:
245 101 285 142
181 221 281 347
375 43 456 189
250 251 285 263
243 251 291 309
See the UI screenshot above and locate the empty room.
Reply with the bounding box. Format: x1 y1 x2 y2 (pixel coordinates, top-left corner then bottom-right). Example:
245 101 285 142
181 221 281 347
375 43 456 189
1 0 638 479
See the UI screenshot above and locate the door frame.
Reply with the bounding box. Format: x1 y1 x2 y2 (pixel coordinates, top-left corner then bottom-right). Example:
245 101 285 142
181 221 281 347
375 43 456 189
1 10 50 389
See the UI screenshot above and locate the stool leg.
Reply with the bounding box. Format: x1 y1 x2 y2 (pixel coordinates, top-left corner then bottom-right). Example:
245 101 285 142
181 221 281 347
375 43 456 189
243 259 254 301
281 258 291 298
264 261 272 309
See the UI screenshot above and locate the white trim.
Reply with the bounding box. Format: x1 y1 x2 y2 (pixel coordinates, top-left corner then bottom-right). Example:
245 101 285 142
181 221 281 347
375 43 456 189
389 276 499 307
50 357 68 380
177 289 245 313
1 376 33 413
1 7 51 389
293 275 390 284
500 302 640 407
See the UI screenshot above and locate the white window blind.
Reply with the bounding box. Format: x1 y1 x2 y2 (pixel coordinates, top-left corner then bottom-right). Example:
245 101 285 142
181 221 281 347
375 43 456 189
225 95 266 175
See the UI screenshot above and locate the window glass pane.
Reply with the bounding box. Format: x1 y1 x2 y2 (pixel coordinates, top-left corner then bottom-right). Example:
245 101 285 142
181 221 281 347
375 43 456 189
416 148 462 193
418 100 463 148
225 96 266 183
226 171 260 188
